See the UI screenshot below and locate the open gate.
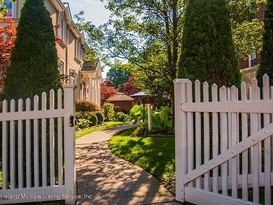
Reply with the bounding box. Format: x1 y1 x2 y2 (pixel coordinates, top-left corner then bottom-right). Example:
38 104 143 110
0 85 76 204
174 75 272 205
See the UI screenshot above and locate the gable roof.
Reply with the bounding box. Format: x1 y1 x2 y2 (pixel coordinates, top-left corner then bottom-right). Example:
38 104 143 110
106 93 135 102
81 61 97 71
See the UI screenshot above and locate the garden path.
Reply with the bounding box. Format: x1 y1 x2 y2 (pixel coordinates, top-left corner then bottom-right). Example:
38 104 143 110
75 125 181 205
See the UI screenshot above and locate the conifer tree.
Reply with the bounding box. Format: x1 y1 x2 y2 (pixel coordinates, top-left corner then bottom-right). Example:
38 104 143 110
178 0 241 87
256 0 273 85
2 0 61 100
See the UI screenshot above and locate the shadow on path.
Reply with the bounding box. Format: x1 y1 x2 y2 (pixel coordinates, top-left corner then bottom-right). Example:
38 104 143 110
75 126 180 205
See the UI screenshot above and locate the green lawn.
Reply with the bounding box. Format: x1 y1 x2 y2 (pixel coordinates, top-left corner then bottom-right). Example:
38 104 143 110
75 121 124 139
108 128 175 180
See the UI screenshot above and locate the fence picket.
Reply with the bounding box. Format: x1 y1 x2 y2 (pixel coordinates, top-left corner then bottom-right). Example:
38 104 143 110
220 86 228 196
195 80 201 189
240 82 248 201
50 90 55 186
203 82 210 191
2 100 7 190
263 75 271 205
58 89 63 186
10 100 15 189
25 98 31 188
18 99 23 188
251 78 259 204
212 84 219 193
41 92 47 187
187 81 193 187
231 86 238 198
33 95 39 187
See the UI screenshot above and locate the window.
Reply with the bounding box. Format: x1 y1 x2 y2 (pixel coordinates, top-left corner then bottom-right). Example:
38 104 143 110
75 39 82 60
58 61 64 75
4 0 16 18
249 52 257 67
59 19 65 40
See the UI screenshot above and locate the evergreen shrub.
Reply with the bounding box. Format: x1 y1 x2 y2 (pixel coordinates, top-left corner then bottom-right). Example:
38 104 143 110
102 103 115 121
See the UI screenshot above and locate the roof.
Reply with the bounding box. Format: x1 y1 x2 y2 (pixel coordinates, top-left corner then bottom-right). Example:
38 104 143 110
130 92 148 97
81 61 96 72
106 93 135 102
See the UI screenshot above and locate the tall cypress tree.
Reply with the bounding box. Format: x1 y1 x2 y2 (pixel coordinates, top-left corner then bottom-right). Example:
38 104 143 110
178 0 241 87
256 0 273 85
2 0 61 100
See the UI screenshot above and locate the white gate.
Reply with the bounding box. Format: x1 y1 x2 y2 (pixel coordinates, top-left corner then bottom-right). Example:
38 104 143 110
0 85 75 204
174 75 273 205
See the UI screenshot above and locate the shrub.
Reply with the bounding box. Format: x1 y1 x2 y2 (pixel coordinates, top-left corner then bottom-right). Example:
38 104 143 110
102 103 115 121
76 100 101 112
86 112 98 126
75 111 98 129
256 0 273 86
95 111 104 124
114 112 128 122
178 0 241 87
2 0 62 101
76 119 90 130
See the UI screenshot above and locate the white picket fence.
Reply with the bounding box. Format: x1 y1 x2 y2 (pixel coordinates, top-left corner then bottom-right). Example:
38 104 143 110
175 75 273 205
0 85 75 204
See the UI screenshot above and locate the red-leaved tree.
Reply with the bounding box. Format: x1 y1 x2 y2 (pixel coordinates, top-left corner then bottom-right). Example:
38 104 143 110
123 75 140 96
100 78 118 105
0 15 16 92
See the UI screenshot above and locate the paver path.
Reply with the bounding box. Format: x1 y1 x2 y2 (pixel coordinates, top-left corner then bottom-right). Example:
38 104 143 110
75 125 180 205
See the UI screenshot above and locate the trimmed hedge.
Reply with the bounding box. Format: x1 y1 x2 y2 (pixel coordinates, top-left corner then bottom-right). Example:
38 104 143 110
95 111 104 124
76 100 101 112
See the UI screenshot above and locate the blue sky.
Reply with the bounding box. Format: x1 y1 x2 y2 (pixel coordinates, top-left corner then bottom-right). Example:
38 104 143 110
62 0 111 26
62 0 111 78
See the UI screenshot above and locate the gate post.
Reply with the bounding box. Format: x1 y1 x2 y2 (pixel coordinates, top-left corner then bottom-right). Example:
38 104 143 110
174 79 189 202
63 85 76 204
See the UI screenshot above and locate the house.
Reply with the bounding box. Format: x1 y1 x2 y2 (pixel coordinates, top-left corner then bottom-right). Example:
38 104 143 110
240 3 265 86
1 0 101 105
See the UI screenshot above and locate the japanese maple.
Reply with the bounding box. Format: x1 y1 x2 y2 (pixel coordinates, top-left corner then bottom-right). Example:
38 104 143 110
101 78 117 105
123 75 140 96
0 15 16 92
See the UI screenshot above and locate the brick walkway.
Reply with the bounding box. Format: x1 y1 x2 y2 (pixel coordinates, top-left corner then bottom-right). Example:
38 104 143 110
75 125 181 205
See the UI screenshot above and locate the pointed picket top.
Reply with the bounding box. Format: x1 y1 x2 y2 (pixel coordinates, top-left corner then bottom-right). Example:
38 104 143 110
251 78 259 102
26 98 31 111
212 83 218 102
195 80 200 85
231 85 238 101
34 95 39 111
49 89 54 110
195 80 201 102
18 99 23 112
10 99 15 112
263 74 269 88
220 86 227 102
251 77 258 86
186 80 193 102
58 89 62 109
263 74 270 101
42 92 47 110
240 82 247 102
203 82 209 102
2 100 7 113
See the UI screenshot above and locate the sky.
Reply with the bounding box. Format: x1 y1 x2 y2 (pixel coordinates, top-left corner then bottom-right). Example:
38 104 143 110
62 0 111 78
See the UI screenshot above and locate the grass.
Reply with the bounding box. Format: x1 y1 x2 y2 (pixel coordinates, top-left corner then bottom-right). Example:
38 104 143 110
108 128 175 180
75 121 124 139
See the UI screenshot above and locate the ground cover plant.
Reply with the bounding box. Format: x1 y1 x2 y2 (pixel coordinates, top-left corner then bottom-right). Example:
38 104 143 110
75 121 124 139
108 128 175 180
